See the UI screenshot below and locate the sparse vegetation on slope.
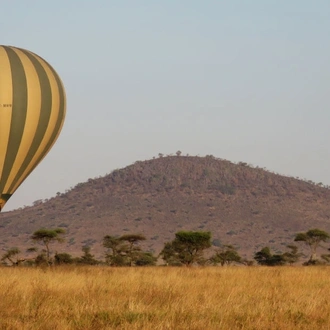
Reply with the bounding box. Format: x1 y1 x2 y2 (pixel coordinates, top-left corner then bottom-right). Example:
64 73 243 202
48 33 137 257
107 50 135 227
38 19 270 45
1 154 330 259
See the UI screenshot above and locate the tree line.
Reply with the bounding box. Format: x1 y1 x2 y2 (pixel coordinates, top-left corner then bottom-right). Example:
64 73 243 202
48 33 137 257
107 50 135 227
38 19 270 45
1 228 330 267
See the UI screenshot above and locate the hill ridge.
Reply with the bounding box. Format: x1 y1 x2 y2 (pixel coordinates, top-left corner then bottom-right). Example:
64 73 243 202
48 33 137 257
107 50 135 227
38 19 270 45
1 155 330 259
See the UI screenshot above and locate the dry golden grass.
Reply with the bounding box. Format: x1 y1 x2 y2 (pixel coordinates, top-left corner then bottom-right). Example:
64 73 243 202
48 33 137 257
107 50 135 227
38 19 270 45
0 266 330 329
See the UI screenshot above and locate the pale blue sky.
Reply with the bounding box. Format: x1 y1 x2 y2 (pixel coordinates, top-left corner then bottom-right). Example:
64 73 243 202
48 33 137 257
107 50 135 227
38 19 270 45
1 1 330 210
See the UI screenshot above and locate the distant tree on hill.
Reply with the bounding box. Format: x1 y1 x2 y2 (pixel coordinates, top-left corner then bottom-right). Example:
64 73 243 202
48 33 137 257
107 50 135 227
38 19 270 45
34 252 48 266
103 234 148 266
294 228 330 264
103 235 126 266
210 244 242 266
159 242 182 266
78 245 99 265
135 252 157 266
160 231 211 266
254 247 285 266
31 228 65 265
119 234 146 267
54 252 74 265
282 245 303 265
1 247 23 266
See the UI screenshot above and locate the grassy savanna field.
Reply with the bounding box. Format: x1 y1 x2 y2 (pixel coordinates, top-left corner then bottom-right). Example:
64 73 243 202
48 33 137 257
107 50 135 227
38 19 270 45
1 266 330 329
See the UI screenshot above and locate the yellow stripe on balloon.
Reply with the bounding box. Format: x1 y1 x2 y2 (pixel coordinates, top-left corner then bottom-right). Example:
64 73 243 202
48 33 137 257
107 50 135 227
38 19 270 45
9 52 61 194
3 48 42 193
0 48 13 181
0 45 66 210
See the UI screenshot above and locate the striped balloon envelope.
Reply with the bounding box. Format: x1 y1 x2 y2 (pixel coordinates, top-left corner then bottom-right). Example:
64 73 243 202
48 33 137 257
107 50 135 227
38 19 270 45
0 46 66 211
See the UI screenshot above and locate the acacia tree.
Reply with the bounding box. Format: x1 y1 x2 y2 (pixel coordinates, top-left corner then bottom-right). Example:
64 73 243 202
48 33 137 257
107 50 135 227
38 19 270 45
78 245 99 265
119 234 146 266
31 228 65 265
282 245 303 265
135 252 157 266
103 235 126 266
210 245 242 266
103 234 147 266
1 247 23 266
159 241 181 266
160 231 211 266
294 228 330 263
54 252 73 265
254 247 285 266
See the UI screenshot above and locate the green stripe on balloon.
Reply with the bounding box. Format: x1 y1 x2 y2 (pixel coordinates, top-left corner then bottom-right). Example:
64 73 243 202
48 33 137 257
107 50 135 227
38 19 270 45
7 48 53 192
22 51 66 182
0 193 12 201
0 47 28 195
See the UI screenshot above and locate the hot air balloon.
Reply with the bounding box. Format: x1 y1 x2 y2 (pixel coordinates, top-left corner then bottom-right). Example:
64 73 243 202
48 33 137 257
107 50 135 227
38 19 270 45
0 46 66 211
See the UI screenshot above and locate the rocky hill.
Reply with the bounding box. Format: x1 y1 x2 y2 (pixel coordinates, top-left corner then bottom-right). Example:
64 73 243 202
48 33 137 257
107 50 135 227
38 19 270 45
1 155 330 260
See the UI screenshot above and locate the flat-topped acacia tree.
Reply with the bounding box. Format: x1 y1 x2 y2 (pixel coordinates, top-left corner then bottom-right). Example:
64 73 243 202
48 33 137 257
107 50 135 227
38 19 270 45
103 234 147 266
1 247 22 266
160 231 212 266
119 234 146 266
31 228 65 265
294 228 330 263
